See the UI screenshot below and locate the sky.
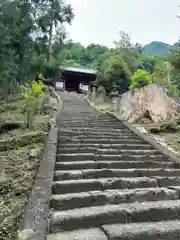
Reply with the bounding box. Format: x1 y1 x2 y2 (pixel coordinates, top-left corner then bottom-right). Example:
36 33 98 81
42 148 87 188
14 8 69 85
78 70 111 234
66 0 180 47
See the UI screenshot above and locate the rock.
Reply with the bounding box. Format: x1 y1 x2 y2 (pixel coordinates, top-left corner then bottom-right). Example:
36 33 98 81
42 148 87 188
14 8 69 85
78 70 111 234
149 127 161 134
134 126 148 134
29 148 41 158
118 84 179 123
18 229 35 240
0 173 8 184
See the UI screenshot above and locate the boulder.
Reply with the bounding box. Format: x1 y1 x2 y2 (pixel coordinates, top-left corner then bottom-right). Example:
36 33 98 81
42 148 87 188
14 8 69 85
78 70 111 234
118 84 179 123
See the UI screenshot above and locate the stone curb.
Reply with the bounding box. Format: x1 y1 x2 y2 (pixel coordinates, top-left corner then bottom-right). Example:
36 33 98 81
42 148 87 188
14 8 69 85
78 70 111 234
18 96 62 240
18 126 58 240
109 112 180 165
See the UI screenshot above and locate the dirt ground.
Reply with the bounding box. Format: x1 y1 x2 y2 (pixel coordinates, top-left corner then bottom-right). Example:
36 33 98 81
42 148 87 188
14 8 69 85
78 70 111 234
0 98 49 240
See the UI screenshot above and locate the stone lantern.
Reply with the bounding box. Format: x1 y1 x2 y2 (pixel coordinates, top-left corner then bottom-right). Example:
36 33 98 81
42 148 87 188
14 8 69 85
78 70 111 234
110 81 119 112
91 81 97 105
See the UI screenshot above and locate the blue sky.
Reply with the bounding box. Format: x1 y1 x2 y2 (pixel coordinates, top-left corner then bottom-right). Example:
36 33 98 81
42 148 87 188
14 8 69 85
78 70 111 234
66 0 180 47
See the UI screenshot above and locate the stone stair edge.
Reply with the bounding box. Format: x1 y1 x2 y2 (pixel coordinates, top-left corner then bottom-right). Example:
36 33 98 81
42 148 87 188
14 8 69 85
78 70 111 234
108 112 180 165
18 125 58 240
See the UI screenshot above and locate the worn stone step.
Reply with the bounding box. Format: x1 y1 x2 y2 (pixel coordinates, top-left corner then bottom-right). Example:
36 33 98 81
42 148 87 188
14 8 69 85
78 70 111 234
52 177 180 195
58 148 161 155
60 124 126 128
58 138 145 144
58 124 120 128
47 227 108 240
57 143 153 150
58 132 136 138
55 160 177 170
51 188 180 211
54 168 180 181
98 154 168 162
48 220 180 240
52 177 157 195
56 153 168 162
102 221 180 240
50 200 180 233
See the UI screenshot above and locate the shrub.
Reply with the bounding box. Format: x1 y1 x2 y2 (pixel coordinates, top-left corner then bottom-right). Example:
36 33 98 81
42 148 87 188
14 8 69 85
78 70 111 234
130 69 152 89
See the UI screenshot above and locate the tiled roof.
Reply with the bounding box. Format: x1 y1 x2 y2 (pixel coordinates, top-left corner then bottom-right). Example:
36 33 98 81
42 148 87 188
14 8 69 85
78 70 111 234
60 66 96 75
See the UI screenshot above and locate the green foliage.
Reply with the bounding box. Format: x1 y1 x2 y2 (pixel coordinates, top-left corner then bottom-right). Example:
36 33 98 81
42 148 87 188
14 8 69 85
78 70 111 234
21 80 46 128
130 70 152 89
97 54 131 94
0 0 74 98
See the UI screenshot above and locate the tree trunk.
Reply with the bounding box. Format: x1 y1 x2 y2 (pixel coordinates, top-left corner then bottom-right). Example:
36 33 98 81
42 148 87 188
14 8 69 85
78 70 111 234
48 0 54 65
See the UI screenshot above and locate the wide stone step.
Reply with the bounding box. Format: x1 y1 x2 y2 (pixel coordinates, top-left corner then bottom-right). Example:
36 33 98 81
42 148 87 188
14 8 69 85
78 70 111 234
58 148 161 155
57 143 153 150
52 177 180 194
56 153 168 162
51 188 180 211
102 221 180 240
50 200 180 232
47 221 180 240
60 125 126 129
55 160 177 170
58 138 145 144
54 168 180 181
58 132 136 138
47 228 108 240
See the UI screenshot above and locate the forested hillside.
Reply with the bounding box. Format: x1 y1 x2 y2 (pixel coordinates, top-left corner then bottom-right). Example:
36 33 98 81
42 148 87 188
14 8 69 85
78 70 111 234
143 41 172 55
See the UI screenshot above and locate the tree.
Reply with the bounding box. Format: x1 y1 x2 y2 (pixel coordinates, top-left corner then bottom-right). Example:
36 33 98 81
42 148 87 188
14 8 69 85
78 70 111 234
130 70 152 89
114 31 140 73
97 54 131 94
32 0 74 64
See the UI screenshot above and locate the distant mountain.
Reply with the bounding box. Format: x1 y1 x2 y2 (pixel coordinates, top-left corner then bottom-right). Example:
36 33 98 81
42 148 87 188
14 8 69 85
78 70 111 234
142 41 173 55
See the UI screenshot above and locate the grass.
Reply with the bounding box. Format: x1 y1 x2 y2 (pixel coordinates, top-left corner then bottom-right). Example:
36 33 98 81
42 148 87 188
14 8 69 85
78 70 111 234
0 97 49 240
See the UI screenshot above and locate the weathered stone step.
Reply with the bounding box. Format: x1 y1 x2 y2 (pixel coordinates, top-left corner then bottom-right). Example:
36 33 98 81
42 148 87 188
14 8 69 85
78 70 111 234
56 153 168 162
101 221 180 240
58 148 161 155
47 221 180 240
58 138 145 144
50 200 180 233
60 120 119 124
58 129 132 134
60 124 126 129
57 143 153 150
47 228 108 240
51 188 180 211
52 177 180 195
54 168 180 181
58 132 136 138
55 160 176 170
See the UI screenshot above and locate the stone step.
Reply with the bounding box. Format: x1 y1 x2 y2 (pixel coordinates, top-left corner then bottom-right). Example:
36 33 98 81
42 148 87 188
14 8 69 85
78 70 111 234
47 221 180 240
101 221 180 240
58 148 161 155
58 138 145 144
54 168 180 181
52 177 180 195
61 124 126 128
55 160 177 170
58 132 136 138
51 188 180 211
56 153 168 162
50 200 180 233
47 228 108 240
57 143 153 150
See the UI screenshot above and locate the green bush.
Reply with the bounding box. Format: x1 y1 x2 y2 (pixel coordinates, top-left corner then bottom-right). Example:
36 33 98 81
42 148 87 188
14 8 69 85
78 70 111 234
130 69 152 89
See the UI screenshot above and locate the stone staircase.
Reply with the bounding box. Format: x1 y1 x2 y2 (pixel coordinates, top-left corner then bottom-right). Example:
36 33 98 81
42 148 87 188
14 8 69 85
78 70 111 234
47 93 180 240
